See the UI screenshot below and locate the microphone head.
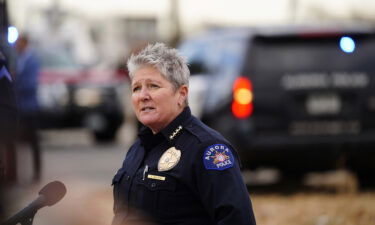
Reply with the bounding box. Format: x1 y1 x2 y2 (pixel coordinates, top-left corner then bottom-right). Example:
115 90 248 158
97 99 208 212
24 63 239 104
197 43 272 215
38 181 67 206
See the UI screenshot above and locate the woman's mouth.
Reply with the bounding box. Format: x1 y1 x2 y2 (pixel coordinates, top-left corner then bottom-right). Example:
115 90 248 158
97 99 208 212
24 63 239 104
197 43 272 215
141 106 155 112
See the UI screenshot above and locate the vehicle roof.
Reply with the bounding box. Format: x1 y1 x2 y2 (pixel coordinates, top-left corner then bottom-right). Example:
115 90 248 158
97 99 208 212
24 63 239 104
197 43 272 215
183 24 375 42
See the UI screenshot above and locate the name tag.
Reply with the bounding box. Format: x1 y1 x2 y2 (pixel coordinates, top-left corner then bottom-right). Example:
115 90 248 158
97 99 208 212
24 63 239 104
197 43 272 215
147 174 166 181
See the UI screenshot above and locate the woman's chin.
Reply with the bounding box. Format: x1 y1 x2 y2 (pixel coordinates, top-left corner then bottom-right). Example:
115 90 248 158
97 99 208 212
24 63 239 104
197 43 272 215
139 118 159 129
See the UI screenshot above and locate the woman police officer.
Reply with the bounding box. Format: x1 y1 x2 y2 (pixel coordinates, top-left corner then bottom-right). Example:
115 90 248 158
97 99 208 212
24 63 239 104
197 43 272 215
111 43 256 225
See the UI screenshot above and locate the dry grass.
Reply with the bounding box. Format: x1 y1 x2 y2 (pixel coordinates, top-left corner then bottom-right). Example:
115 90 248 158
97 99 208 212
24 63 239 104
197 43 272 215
252 192 375 225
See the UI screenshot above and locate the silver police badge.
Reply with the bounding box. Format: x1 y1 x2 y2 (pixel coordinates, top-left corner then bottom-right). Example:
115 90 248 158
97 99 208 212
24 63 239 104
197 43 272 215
158 147 181 172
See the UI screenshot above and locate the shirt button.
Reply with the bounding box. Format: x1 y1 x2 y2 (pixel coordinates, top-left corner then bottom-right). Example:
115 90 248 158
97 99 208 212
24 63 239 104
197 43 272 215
151 183 156 188
126 175 130 180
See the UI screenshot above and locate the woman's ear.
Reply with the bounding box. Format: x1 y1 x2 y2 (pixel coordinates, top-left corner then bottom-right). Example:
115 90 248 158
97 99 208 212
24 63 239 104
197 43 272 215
178 85 188 106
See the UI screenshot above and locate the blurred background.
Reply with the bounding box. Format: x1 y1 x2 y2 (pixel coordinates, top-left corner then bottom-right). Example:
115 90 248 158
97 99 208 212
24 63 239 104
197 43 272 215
1 0 375 225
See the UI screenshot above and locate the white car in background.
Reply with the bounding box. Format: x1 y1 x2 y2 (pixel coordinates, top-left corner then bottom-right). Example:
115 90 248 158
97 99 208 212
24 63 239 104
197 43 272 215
37 48 127 142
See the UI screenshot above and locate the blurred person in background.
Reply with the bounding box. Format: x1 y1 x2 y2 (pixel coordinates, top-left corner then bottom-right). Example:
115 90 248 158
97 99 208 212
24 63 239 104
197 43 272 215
14 35 41 181
0 50 17 182
111 43 256 225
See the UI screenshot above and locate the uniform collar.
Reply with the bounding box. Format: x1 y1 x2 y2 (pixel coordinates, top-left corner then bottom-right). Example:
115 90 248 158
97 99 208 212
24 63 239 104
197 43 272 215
138 107 192 145
138 127 163 151
160 106 191 141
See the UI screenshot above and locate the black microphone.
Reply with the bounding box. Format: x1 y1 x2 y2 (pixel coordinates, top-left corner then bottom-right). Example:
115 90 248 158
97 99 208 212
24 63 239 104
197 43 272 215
2 181 67 225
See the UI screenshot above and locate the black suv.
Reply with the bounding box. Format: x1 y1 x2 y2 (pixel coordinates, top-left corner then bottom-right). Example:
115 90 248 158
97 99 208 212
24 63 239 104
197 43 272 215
179 26 375 186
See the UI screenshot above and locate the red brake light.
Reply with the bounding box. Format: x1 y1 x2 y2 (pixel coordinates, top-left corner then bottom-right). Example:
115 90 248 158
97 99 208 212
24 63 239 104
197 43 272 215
232 77 253 119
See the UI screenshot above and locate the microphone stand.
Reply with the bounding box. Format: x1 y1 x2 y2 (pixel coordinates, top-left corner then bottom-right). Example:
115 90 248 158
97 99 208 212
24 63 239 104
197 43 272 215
1 181 66 225
2 209 37 225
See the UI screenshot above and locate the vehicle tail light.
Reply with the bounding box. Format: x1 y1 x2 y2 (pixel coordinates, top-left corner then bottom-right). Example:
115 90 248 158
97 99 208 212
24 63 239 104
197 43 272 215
232 77 253 119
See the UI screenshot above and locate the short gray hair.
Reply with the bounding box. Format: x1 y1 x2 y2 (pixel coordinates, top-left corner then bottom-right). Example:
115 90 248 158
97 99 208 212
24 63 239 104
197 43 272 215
127 42 190 90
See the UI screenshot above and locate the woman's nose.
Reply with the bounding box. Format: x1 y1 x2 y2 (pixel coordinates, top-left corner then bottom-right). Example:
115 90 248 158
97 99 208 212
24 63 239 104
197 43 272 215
139 87 150 100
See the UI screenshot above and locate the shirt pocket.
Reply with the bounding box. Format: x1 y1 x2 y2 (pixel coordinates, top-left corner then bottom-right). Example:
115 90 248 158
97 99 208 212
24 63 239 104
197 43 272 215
139 174 192 218
134 174 175 214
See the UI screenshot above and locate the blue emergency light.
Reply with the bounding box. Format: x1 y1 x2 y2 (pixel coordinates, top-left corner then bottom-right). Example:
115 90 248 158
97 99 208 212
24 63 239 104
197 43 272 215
340 36 355 53
8 26 18 44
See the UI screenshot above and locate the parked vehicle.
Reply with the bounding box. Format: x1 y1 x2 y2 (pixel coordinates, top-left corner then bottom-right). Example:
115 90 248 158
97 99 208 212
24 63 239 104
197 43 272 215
179 25 375 187
37 48 126 142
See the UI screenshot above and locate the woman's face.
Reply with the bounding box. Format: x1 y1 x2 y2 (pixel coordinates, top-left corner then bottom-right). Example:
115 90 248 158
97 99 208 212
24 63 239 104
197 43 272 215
131 66 187 133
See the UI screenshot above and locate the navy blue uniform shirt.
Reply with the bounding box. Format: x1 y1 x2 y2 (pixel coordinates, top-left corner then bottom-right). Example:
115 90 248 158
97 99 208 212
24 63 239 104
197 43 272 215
112 107 256 225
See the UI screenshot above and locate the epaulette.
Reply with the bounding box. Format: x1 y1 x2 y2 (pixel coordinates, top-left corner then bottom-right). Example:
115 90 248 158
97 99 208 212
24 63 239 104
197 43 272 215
184 119 215 143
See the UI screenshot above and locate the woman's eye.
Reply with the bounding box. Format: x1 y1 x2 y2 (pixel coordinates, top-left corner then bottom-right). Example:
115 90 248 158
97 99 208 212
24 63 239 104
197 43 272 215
150 84 160 89
132 86 140 92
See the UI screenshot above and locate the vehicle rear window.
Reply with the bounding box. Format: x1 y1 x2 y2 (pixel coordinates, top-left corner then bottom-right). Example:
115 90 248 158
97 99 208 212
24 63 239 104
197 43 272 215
243 34 375 88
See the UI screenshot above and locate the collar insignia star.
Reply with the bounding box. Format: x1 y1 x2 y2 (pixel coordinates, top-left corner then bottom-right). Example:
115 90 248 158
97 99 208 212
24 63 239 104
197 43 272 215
169 125 182 140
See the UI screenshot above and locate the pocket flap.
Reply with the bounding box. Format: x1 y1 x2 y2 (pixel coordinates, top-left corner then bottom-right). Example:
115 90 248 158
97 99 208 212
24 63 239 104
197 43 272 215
111 169 126 185
138 175 177 191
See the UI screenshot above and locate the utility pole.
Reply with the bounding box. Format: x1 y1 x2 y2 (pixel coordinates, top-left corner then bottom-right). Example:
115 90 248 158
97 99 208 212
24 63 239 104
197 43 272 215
290 0 298 23
170 0 181 47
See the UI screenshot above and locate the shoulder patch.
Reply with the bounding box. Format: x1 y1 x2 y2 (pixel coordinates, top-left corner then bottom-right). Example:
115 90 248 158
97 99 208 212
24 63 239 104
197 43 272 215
203 144 234 170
